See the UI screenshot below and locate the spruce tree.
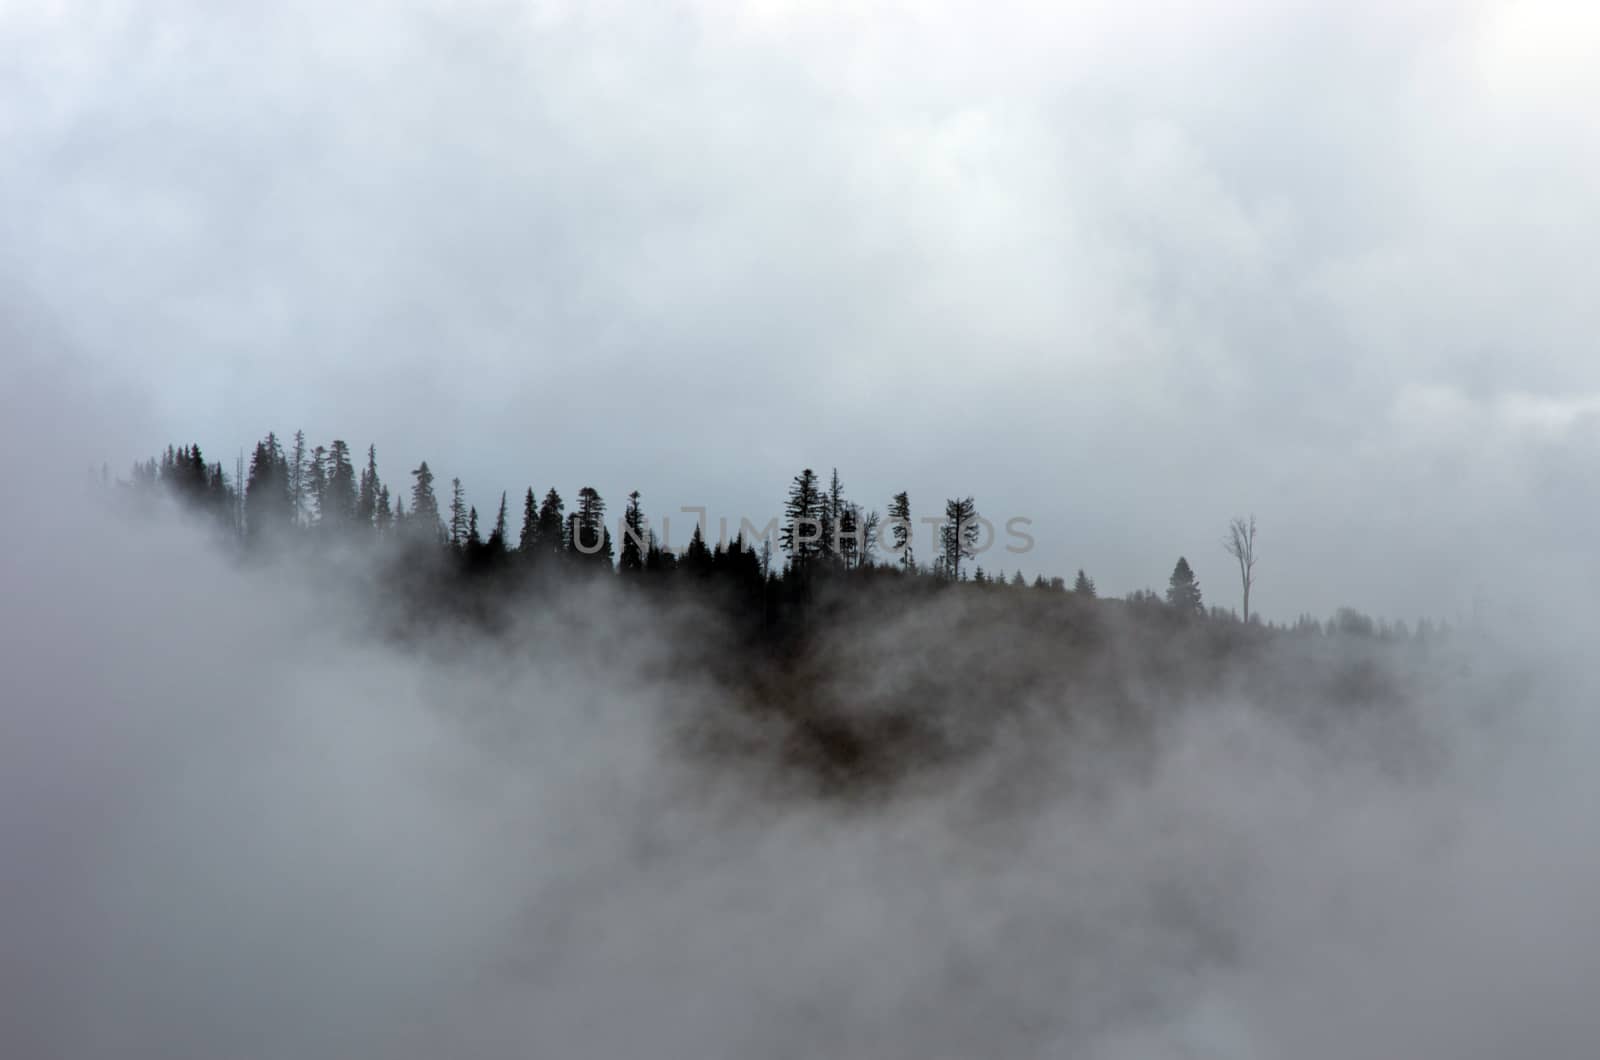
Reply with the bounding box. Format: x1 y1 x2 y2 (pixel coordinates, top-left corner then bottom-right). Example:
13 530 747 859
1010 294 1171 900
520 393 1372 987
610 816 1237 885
289 430 307 525
939 496 979 581
684 522 713 576
409 462 439 538
618 491 645 572
571 487 609 564
888 491 914 572
537 488 565 556
781 468 822 566
356 444 381 528
519 488 538 553
325 440 358 529
820 468 845 562
1074 569 1097 597
305 445 328 526
244 433 293 539
448 478 468 549
489 492 509 552
1166 557 1203 615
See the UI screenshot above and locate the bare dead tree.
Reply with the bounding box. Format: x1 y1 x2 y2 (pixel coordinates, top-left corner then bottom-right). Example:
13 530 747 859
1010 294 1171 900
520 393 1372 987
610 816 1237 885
1224 514 1258 625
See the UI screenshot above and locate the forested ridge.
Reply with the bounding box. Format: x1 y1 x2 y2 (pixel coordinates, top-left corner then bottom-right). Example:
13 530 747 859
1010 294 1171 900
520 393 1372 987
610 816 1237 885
107 431 1458 792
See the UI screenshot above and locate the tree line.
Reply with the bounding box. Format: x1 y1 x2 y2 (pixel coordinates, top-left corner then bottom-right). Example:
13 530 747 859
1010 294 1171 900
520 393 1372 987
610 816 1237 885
108 432 1443 644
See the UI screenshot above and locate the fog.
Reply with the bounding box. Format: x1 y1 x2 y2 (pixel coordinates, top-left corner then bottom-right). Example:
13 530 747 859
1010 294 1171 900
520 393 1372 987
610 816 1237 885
5 404 1600 1058
6 0 1600 1052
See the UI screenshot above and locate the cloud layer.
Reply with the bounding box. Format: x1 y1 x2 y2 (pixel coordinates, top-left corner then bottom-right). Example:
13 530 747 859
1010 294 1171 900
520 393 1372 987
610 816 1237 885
5 0 1598 614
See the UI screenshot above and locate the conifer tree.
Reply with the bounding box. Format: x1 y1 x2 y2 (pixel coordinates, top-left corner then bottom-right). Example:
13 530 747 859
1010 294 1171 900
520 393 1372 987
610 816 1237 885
837 502 861 568
888 491 914 572
684 522 713 575
939 496 980 581
570 487 610 564
819 468 845 562
289 430 307 525
619 490 646 572
244 433 293 539
325 440 358 529
1166 557 1203 615
489 492 509 552
519 488 538 553
537 488 565 556
305 445 328 526
408 462 438 538
781 468 822 566
448 478 468 549
1074 569 1097 597
356 444 381 528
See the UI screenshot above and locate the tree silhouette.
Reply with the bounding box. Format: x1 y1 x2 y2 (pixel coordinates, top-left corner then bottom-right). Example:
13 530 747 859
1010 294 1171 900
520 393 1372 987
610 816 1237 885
1224 514 1259 625
888 491 914 572
939 496 979 581
782 468 822 567
488 492 509 552
409 461 440 540
619 491 646 572
244 433 293 539
571 487 610 565
448 478 468 550
537 488 566 557
519 488 539 554
1166 557 1203 615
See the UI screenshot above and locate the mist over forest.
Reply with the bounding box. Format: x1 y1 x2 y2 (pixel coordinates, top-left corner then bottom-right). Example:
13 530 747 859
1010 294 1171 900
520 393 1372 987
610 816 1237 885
3 427 1593 1058
7 0 1600 1055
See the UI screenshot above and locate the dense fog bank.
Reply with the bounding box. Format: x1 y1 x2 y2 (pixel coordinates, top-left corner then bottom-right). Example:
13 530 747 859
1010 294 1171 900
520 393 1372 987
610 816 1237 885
4 486 1596 1060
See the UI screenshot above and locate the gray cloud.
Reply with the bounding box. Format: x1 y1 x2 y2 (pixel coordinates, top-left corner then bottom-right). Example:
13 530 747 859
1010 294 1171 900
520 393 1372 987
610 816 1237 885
4 2 1598 611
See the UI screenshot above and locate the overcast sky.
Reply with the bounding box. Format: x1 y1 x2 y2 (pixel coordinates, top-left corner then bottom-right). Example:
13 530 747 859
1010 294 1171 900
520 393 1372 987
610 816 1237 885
4 0 1598 621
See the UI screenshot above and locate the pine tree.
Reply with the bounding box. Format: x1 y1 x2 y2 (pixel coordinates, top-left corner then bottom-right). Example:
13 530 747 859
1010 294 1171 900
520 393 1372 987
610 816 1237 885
537 488 565 556
305 445 328 526
356 444 381 529
376 485 393 533
244 433 293 539
570 487 610 564
519 487 538 553
618 490 646 572
1074 569 1097 597
888 491 914 572
409 462 438 538
324 440 358 529
820 468 845 562
1166 557 1203 615
939 496 979 581
289 430 307 525
684 522 713 575
837 502 860 568
781 468 822 566
448 478 468 549
489 492 509 552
